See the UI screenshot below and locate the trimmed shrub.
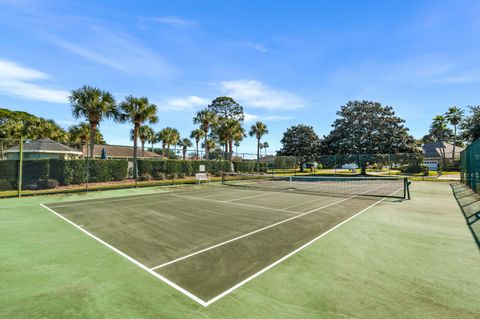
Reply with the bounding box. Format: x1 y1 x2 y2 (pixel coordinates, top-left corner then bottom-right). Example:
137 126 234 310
38 179 59 189
178 160 193 176
400 164 429 176
441 166 460 172
22 160 49 186
177 172 186 179
139 173 151 181
152 171 165 180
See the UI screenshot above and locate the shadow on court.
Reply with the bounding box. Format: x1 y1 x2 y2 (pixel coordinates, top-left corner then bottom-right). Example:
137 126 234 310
451 183 480 250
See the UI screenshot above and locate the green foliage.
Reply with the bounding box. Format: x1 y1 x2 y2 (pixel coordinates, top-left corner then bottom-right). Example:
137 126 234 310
399 164 429 176
233 161 268 173
23 160 50 185
0 160 18 190
322 101 415 155
137 159 231 179
0 108 67 141
0 159 127 190
460 106 480 142
208 96 244 121
278 124 321 158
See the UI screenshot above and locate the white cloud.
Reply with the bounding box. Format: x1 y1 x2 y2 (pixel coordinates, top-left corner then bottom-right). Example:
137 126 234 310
0 59 68 103
161 95 209 110
48 27 173 77
244 113 293 122
244 113 258 122
218 80 304 110
142 16 197 27
232 41 268 53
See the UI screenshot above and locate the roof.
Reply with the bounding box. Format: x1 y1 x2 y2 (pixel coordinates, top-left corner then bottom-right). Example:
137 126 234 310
422 142 465 159
3 138 83 155
86 144 160 158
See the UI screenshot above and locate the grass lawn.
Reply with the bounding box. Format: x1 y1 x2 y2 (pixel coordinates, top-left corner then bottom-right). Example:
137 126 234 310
0 182 478 318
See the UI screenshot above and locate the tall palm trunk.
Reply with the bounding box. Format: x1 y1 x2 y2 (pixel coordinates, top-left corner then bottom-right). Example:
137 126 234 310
141 140 145 157
183 147 187 160
256 137 260 160
195 140 199 160
133 123 139 179
228 140 233 161
204 130 208 159
452 125 457 163
89 122 97 158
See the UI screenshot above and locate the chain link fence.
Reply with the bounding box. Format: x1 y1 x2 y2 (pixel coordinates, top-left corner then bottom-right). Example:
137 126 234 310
0 137 424 198
460 139 480 192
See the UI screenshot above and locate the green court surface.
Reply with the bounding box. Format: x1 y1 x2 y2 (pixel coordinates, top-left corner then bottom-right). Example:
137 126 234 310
1 181 479 318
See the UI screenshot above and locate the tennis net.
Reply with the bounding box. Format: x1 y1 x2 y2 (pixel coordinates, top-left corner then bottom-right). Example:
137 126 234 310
222 174 410 199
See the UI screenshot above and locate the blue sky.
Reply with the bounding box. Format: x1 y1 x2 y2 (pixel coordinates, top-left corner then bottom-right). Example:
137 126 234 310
0 0 479 153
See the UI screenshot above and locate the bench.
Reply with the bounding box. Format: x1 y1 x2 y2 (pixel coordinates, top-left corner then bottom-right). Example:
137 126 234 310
195 173 210 184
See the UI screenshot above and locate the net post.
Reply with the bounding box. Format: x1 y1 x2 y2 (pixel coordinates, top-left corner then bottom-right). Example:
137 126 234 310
404 178 410 199
17 138 23 198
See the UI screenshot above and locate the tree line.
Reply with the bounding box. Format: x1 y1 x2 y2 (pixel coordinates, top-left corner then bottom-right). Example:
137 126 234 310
0 86 270 178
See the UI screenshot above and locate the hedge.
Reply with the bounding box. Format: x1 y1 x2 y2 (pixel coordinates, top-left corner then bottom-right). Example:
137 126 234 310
137 159 233 177
0 159 128 190
233 161 268 173
399 164 429 176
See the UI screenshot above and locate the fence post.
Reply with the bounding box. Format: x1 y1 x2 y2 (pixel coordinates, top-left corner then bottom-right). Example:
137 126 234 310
17 138 23 197
334 155 337 175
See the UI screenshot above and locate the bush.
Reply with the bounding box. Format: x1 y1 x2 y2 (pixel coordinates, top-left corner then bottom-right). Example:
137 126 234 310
152 171 165 180
167 172 178 180
441 166 460 172
177 172 186 179
139 173 151 181
400 164 429 176
38 179 59 189
22 160 50 186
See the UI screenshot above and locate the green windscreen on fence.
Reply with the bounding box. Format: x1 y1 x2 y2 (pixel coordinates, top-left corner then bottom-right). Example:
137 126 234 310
460 138 480 192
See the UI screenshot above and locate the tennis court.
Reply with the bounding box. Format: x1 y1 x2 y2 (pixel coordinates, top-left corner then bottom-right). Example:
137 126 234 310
41 175 408 306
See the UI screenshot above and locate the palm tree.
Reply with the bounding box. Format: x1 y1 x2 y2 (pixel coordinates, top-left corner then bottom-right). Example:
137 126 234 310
249 121 269 160
157 128 168 158
262 141 269 156
178 138 193 160
233 125 245 156
118 96 158 178
193 109 217 159
430 115 449 168
69 85 117 158
69 122 92 155
148 130 158 152
202 139 216 159
161 127 180 158
130 125 155 157
190 128 205 159
445 106 464 162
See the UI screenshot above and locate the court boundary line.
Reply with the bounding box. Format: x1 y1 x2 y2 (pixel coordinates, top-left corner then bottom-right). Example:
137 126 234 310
44 186 254 209
151 184 389 270
171 193 302 215
202 190 397 306
39 203 209 307
151 193 358 270
40 185 401 307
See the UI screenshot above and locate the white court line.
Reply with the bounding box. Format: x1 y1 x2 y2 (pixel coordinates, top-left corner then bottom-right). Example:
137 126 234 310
151 192 360 270
40 203 209 307
203 188 400 306
171 193 301 215
41 184 402 307
151 183 388 270
45 186 240 208
223 189 289 202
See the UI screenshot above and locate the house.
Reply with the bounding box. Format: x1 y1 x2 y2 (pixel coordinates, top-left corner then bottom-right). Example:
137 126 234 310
421 142 464 170
2 138 83 160
84 144 161 160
